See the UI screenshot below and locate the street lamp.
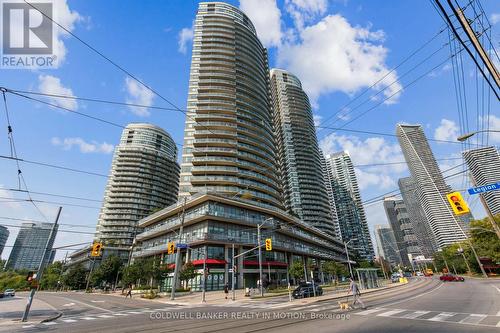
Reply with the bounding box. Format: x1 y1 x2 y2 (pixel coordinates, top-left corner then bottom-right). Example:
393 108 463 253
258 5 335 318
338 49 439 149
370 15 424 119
257 217 273 297
457 130 500 142
344 239 356 279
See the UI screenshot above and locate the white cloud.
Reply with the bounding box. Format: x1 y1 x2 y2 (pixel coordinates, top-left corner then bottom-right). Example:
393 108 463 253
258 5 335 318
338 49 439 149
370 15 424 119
320 133 407 190
51 137 114 154
286 0 328 31
178 26 194 54
37 75 78 111
240 0 282 47
313 114 322 126
278 14 401 104
483 114 500 144
490 13 500 25
434 119 459 142
0 185 22 210
124 77 155 116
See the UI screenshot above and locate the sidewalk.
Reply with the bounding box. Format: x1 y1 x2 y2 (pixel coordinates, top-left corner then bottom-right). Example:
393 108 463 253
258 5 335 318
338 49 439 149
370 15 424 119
0 295 60 326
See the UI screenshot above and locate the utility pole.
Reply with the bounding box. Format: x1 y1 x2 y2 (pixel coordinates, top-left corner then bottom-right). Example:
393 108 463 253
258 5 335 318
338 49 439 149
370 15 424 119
257 223 264 297
231 244 235 301
344 240 354 279
457 247 472 275
171 197 187 300
22 207 61 322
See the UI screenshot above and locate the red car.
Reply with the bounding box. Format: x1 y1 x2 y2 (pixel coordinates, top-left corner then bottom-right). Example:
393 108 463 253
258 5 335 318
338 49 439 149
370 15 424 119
440 274 465 282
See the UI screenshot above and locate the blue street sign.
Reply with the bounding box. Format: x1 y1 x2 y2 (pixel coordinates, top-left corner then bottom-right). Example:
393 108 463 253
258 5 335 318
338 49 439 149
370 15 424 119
467 182 500 195
176 243 188 249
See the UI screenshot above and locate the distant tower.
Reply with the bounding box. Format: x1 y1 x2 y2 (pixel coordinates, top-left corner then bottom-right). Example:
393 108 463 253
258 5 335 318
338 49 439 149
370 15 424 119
178 2 282 209
323 151 375 261
374 225 401 266
270 68 336 238
0 225 9 257
396 124 467 249
6 223 58 270
398 177 437 257
383 197 422 267
463 146 500 215
95 123 180 252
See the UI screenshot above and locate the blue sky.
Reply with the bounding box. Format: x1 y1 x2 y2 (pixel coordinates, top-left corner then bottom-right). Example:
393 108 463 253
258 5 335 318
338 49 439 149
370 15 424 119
1 0 498 260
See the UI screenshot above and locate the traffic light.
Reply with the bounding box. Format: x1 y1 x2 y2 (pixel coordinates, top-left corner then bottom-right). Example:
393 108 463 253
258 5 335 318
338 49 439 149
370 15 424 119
167 242 175 254
446 192 470 215
91 242 103 257
265 238 272 251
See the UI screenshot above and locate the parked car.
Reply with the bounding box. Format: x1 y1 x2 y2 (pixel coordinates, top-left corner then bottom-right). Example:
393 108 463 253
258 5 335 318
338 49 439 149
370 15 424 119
292 283 323 299
0 292 4 299
416 271 424 277
391 273 401 283
3 289 15 297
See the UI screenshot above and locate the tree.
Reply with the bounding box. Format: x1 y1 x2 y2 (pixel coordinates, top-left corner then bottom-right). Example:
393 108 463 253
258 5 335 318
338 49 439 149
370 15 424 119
470 214 500 263
322 261 347 285
179 262 196 289
40 261 64 290
62 264 87 290
288 260 304 284
0 259 6 272
122 262 142 288
91 255 123 288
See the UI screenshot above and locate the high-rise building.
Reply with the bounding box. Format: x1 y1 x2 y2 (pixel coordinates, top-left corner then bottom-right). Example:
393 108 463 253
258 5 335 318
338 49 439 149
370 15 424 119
463 146 500 215
0 225 9 257
320 151 340 238
270 68 336 238
6 223 58 270
323 151 374 260
95 123 180 253
374 225 401 267
178 2 282 209
383 197 422 267
398 177 437 257
397 124 467 249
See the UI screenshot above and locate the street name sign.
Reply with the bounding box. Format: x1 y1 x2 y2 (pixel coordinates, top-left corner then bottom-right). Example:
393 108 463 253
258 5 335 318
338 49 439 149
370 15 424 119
467 182 500 195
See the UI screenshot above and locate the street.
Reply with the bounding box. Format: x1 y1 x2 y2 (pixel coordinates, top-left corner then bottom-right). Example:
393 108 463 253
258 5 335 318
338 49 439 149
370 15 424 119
2 277 499 332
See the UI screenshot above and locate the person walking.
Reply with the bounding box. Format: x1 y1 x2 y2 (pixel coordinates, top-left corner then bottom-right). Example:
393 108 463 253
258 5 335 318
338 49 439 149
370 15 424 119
224 283 229 300
125 285 133 299
349 278 366 309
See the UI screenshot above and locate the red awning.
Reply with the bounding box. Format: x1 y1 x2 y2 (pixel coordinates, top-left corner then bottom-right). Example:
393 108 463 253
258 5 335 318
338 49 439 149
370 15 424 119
243 260 288 267
192 259 227 266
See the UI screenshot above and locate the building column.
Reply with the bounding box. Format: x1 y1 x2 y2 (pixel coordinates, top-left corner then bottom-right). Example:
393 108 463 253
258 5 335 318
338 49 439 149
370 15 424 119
224 246 229 286
238 246 244 288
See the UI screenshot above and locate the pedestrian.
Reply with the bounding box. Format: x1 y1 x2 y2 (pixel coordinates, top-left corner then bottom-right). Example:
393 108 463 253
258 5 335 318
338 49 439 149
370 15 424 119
224 283 229 299
125 285 132 299
349 278 366 309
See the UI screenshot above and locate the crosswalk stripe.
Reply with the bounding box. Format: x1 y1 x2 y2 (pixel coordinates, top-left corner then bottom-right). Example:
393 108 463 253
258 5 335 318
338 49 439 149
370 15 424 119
81 316 97 320
377 309 405 317
98 315 113 318
127 311 143 314
428 312 456 321
400 311 430 319
61 319 77 323
42 322 57 326
309 305 339 312
113 313 128 316
357 308 385 316
497 319 500 327
22 325 35 328
459 314 486 324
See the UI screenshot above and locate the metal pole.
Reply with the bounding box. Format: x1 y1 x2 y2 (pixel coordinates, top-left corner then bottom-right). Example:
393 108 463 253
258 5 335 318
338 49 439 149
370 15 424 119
257 224 263 296
171 197 187 300
285 252 291 302
467 241 488 278
231 243 235 301
85 257 96 291
458 249 472 275
22 207 62 322
478 193 500 239
202 247 206 303
345 241 353 279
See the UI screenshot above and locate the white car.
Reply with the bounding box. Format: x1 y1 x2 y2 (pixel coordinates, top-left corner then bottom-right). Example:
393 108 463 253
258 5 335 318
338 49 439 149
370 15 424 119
4 289 15 297
416 272 424 277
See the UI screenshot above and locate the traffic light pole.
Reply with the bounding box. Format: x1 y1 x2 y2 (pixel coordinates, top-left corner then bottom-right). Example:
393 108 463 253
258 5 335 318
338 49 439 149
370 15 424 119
22 207 62 322
257 223 263 297
171 197 187 301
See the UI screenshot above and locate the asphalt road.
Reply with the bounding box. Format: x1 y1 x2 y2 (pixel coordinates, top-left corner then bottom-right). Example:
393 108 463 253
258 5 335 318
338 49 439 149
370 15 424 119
5 277 500 333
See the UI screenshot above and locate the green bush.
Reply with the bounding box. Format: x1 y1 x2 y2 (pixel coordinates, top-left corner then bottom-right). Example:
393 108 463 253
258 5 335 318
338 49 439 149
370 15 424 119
0 271 30 291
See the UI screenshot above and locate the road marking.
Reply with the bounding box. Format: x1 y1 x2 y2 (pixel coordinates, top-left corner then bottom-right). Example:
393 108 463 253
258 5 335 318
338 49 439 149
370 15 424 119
141 309 156 313
357 308 386 316
400 311 430 319
113 313 128 316
91 300 105 303
492 285 500 293
81 316 97 320
56 296 114 313
459 314 487 324
43 322 57 326
127 311 143 314
61 319 77 323
62 302 75 306
377 309 405 317
497 319 500 327
98 314 113 318
22 325 35 328
428 312 456 321
309 305 339 312
388 282 444 306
